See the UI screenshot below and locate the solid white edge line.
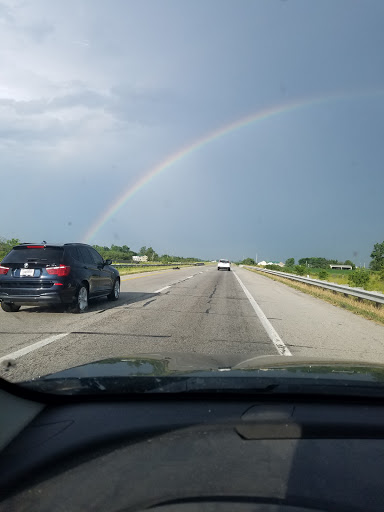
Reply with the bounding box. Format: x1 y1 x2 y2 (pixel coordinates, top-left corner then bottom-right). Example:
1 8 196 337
154 285 171 293
0 333 70 364
233 272 292 356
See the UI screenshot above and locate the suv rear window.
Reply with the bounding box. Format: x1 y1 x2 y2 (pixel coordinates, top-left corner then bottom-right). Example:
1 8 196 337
2 247 64 265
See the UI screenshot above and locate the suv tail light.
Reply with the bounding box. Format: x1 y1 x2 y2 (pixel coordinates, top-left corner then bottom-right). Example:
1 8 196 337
0 266 9 275
46 265 71 277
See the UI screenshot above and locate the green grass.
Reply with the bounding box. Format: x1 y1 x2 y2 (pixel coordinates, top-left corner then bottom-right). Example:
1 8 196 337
118 265 188 276
285 267 384 293
118 262 214 275
308 267 354 276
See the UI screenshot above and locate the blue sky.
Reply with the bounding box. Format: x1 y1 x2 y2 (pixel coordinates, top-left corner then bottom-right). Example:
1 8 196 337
1 0 383 265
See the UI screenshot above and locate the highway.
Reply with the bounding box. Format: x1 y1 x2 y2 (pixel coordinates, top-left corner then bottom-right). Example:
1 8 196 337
1 265 384 382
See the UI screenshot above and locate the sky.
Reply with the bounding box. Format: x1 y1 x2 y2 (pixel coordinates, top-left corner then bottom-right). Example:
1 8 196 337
1 0 383 265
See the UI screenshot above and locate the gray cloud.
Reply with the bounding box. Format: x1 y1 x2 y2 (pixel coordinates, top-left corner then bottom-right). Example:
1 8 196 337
0 2 54 43
0 115 75 143
23 20 54 43
0 83 182 134
0 2 13 23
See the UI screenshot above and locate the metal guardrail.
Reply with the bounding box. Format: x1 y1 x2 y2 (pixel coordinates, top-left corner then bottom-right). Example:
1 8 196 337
243 266 384 306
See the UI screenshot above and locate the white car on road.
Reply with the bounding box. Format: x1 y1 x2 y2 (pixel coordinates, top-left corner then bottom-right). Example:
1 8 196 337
217 259 231 271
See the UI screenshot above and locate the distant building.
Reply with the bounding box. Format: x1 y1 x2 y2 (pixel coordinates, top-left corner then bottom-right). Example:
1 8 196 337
329 264 352 270
132 255 148 262
258 261 284 267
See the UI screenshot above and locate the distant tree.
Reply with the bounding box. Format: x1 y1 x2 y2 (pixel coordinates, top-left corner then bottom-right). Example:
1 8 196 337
242 258 255 265
0 237 20 260
370 241 384 271
344 260 356 269
144 247 157 261
7 238 20 247
285 258 295 267
139 246 147 256
298 257 344 269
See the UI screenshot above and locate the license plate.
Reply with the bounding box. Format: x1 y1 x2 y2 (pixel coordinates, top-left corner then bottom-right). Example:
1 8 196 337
20 269 35 277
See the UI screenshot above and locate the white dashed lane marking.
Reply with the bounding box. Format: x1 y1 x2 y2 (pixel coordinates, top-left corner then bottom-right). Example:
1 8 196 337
0 333 70 364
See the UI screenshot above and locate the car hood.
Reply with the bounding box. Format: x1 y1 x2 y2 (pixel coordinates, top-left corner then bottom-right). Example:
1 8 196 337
18 353 384 397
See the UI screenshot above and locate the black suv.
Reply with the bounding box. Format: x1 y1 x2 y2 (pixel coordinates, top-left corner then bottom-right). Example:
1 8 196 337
0 243 120 313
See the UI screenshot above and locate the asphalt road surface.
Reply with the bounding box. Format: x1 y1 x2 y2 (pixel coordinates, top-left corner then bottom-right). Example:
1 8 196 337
1 265 384 382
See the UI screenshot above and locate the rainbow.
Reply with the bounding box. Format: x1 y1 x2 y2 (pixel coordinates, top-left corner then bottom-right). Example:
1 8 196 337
82 89 382 243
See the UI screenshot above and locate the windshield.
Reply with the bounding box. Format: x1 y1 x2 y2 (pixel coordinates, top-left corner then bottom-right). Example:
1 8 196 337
1 0 384 393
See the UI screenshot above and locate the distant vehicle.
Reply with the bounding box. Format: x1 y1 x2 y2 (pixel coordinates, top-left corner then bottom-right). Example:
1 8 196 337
194 262 205 266
217 259 231 271
0 243 120 313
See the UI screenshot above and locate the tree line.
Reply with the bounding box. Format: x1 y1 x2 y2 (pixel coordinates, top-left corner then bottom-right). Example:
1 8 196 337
0 237 202 264
238 240 384 273
286 257 356 269
92 244 202 263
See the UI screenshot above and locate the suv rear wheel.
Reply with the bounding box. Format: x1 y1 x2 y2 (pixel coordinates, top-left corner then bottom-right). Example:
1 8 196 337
73 284 88 313
108 279 120 301
1 302 21 313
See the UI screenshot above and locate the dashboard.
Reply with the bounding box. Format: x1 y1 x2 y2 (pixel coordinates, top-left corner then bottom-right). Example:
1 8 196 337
1 383 384 511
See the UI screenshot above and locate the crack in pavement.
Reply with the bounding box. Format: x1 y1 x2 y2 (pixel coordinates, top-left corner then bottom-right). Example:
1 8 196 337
142 299 157 307
208 283 218 300
71 332 171 338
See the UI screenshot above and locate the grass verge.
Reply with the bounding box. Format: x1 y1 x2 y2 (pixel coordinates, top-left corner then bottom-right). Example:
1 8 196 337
245 268 384 326
118 265 193 276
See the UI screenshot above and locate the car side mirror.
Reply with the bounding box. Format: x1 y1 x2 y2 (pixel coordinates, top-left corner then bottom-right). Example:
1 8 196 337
105 259 112 266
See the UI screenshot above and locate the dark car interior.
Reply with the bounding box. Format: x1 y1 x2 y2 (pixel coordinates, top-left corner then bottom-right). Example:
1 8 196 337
1 379 384 512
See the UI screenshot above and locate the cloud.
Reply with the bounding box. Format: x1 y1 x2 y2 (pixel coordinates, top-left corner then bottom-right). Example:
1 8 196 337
0 80 184 152
0 2 54 42
0 2 13 23
23 20 54 43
